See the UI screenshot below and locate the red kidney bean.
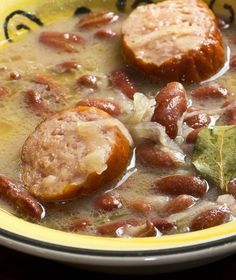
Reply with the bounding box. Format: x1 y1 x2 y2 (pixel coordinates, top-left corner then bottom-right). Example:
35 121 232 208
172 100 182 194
9 71 21 80
32 75 63 101
77 75 98 89
137 221 157 237
97 219 139 236
187 106 205 113
95 194 122 211
192 83 228 99
0 66 7 72
39 31 85 52
163 194 196 215
153 175 208 197
54 61 80 73
125 221 157 237
109 69 138 99
0 175 44 221
190 206 230 231
223 99 236 125
0 86 9 97
186 128 202 144
152 82 187 139
69 218 91 232
78 12 119 29
136 143 181 168
185 113 211 129
24 89 52 117
228 179 236 197
151 217 174 233
77 99 121 116
94 29 117 39
230 55 236 70
127 199 153 215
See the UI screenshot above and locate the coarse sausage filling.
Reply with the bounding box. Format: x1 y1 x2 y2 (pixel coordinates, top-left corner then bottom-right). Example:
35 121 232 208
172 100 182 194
21 107 132 201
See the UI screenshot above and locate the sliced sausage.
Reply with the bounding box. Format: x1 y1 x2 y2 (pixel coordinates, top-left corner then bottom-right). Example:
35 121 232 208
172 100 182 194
121 0 225 82
0 175 44 221
21 106 132 202
153 175 208 197
152 82 188 139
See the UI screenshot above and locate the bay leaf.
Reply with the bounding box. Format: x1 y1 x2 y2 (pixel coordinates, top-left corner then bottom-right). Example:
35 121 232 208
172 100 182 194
192 126 236 193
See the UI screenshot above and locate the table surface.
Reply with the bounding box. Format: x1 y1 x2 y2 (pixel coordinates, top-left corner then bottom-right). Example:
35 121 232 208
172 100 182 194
0 245 235 280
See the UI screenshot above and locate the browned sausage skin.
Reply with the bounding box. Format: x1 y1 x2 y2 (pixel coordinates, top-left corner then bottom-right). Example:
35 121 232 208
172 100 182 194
152 82 188 139
0 175 44 221
121 0 225 83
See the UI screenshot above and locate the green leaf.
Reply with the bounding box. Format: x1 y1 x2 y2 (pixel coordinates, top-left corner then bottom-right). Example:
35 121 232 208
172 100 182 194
192 126 236 193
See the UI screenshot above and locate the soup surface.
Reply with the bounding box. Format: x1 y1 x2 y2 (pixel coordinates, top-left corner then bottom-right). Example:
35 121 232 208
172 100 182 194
0 0 236 237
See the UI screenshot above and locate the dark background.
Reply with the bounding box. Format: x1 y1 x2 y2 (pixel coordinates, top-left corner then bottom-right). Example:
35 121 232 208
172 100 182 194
0 245 235 280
